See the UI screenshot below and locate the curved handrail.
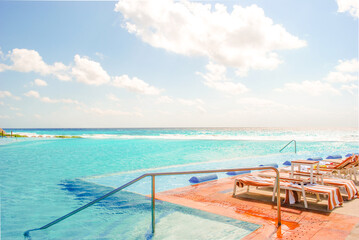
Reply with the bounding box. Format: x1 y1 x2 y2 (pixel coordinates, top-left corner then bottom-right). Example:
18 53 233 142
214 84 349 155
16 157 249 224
279 140 296 153
24 166 281 239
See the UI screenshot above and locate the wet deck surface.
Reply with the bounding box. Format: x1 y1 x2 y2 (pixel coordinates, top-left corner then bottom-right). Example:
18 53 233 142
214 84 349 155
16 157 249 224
155 175 359 239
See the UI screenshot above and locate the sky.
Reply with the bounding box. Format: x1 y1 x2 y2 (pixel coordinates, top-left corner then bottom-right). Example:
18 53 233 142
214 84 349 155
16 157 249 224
0 0 358 128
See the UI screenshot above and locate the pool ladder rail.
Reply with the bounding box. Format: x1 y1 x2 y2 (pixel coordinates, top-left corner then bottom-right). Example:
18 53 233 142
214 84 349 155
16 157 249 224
24 166 282 239
279 140 296 153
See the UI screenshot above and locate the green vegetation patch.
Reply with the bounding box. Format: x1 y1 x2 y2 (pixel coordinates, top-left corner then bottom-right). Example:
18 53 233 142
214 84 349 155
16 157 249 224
54 135 82 139
2 134 28 138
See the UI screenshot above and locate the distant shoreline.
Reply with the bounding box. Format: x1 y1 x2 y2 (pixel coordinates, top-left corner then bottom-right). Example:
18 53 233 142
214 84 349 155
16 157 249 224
0 132 82 139
2 127 358 131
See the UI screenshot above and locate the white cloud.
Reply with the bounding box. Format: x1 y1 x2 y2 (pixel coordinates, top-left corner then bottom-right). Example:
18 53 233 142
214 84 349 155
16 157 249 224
107 93 121 102
2 48 71 81
0 47 5 60
337 0 359 18
34 114 41 119
235 98 294 116
325 59 358 83
72 55 111 86
236 97 288 109
275 80 341 96
0 63 7 72
0 91 12 98
277 59 358 96
24 90 40 98
34 78 48 86
335 59 359 72
112 75 163 95
9 106 20 111
16 113 24 117
341 83 358 95
115 0 306 75
72 55 163 95
325 71 357 83
40 96 80 104
157 95 174 103
79 106 143 117
84 107 131 116
197 62 248 94
0 115 10 119
95 52 105 60
1 48 160 96
178 98 206 113
178 98 203 106
0 91 21 100
24 90 80 104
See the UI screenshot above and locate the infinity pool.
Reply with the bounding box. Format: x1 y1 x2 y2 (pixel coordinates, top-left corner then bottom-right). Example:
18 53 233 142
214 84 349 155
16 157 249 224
1 128 358 239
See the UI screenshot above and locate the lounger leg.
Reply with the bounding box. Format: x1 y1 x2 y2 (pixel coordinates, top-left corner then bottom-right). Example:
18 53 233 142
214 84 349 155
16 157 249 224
272 183 277 202
247 185 250 192
302 190 308 208
316 193 321 202
232 181 237 196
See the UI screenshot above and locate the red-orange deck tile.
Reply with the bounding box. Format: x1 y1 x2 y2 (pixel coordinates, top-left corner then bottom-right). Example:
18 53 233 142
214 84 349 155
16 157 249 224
154 176 359 240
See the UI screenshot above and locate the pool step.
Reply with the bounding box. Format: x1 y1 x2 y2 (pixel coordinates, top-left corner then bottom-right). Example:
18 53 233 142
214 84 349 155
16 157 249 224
58 179 260 240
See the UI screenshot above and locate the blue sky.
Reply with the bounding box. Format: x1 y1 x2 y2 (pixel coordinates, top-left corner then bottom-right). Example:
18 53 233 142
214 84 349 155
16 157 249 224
0 0 358 128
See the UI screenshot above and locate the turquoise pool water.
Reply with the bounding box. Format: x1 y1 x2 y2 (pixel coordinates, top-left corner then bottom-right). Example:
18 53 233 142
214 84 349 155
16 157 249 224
0 128 358 239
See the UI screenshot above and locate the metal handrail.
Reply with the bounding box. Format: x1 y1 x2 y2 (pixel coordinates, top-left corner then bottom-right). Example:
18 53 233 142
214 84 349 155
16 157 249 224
24 166 281 239
279 140 296 153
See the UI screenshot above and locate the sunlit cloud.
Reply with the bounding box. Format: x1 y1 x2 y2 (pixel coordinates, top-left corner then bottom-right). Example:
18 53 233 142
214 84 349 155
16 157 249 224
34 78 48 87
95 52 105 60
24 90 80 104
156 95 174 104
197 62 248 95
341 83 358 95
325 59 358 83
0 115 10 119
107 93 122 102
79 106 143 117
0 47 162 96
276 58 358 96
275 80 341 96
115 0 306 75
0 91 13 98
0 90 21 100
178 98 206 113
9 106 20 111
236 97 289 110
112 75 163 95
0 48 71 81
72 55 111 86
337 0 359 18
24 90 40 98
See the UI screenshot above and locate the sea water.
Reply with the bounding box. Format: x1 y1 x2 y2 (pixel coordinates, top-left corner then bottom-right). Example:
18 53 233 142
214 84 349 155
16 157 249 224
0 128 358 239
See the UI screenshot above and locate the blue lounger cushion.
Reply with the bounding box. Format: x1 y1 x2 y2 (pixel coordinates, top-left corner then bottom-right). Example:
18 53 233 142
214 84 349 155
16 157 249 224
226 170 251 176
326 155 342 159
283 161 291 166
259 163 278 168
307 157 323 161
189 174 218 183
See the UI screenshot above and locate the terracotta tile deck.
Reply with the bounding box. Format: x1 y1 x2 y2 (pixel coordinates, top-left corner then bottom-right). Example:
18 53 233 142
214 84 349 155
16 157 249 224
155 175 359 239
